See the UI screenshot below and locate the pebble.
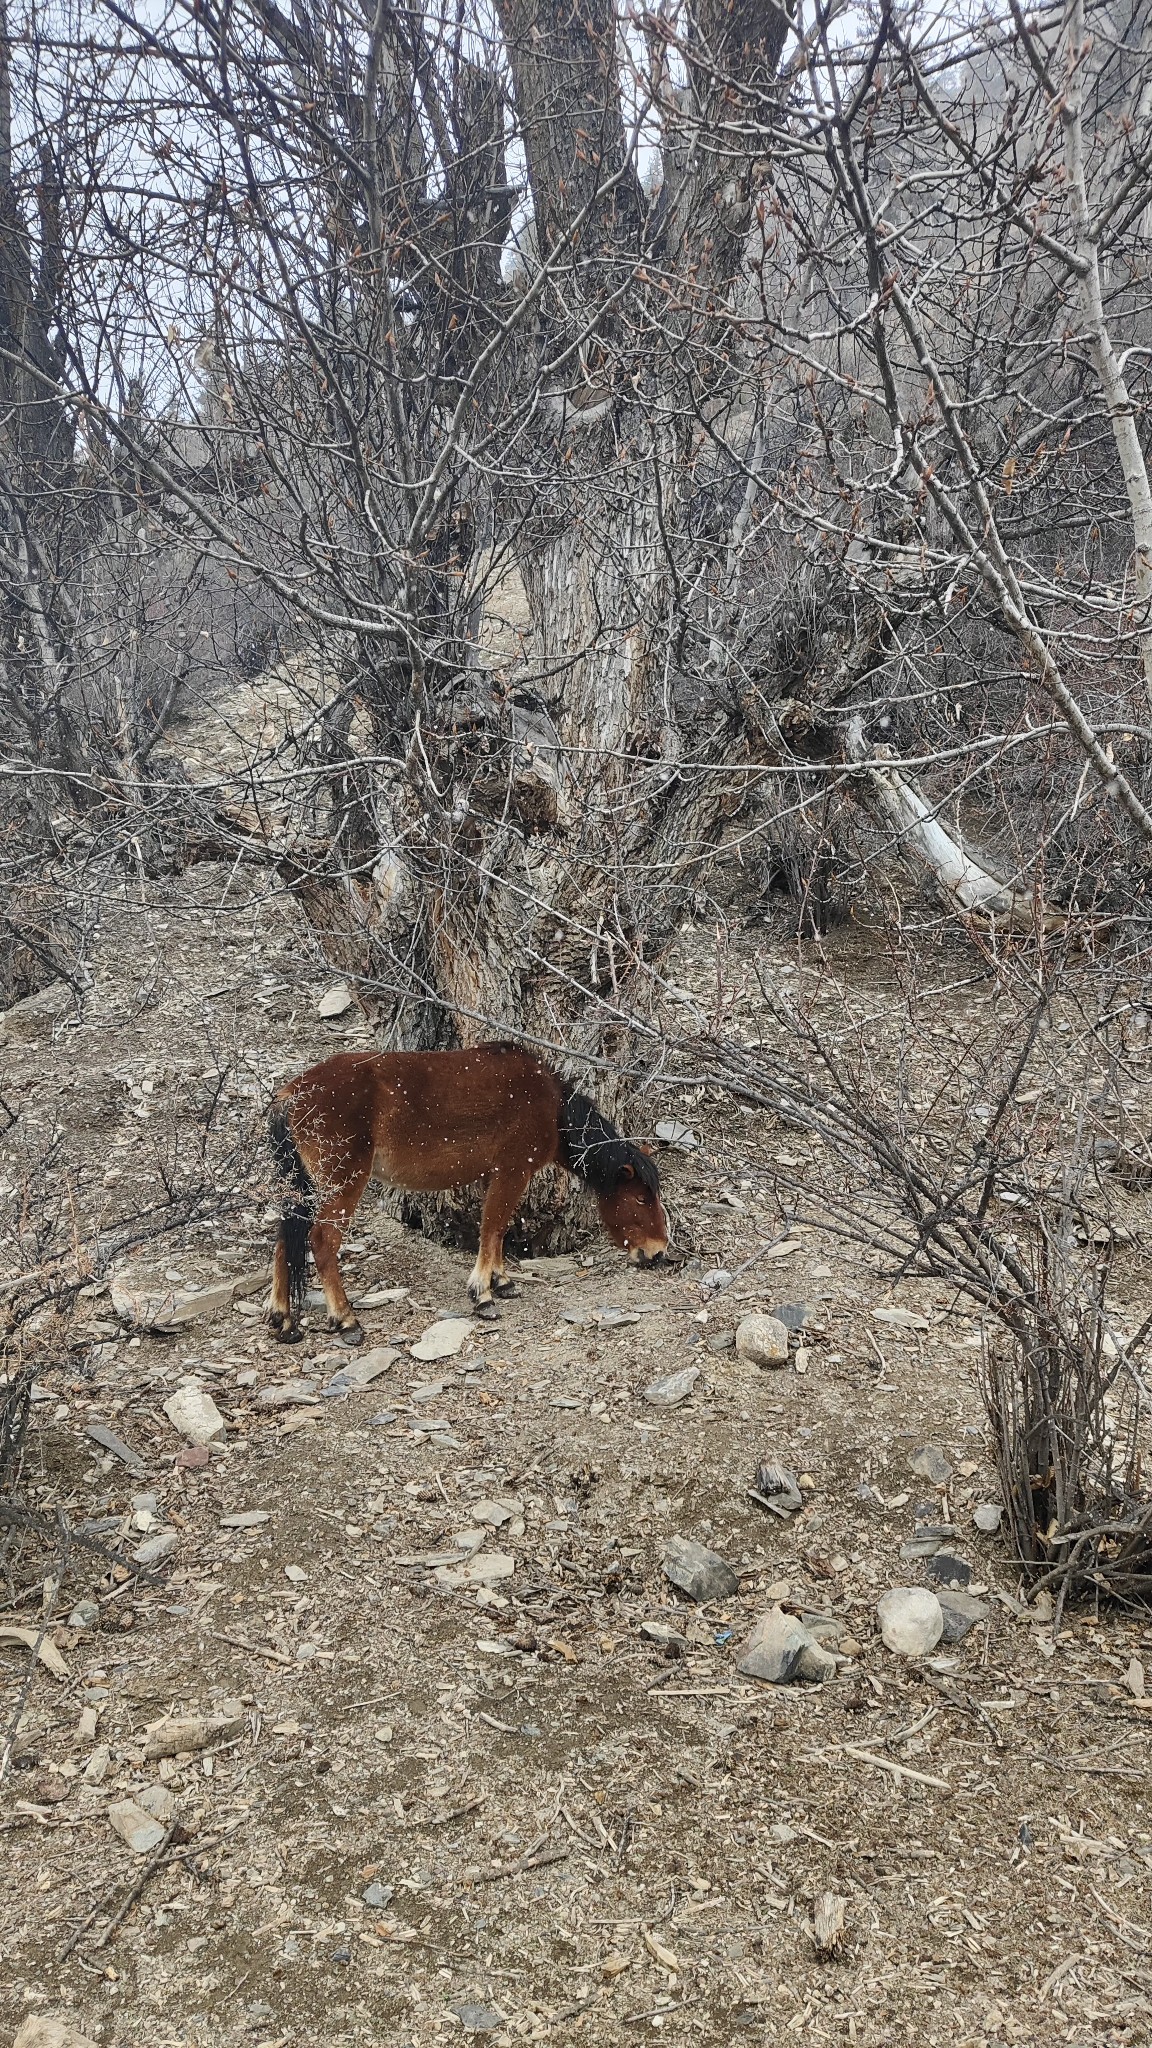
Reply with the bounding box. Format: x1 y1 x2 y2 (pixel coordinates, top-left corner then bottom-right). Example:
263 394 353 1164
108 1797 168 1855
925 1552 972 1589
133 1530 179 1568
738 1608 835 1684
900 1535 943 1560
936 1588 990 1642
643 1366 700 1407
707 1330 736 1353
84 1421 144 1473
163 1386 226 1445
876 1587 944 1656
68 1599 100 1630
735 1314 790 1367
640 1620 686 1650
769 1302 811 1331
700 1268 734 1291
909 1444 953 1485
974 1502 1003 1534
362 1880 394 1909
411 1318 472 1360
662 1534 741 1603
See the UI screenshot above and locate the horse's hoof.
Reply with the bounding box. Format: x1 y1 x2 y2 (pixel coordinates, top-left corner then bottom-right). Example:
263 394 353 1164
275 1323 305 1345
490 1275 519 1299
474 1300 500 1322
338 1321 365 1347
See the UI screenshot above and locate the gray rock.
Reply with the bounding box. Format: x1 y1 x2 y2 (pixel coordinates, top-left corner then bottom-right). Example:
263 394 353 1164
700 1268 734 1291
876 1587 944 1657
108 1797 168 1855
0 980 74 1045
900 1536 944 1560
973 1502 1003 1534
662 1534 740 1603
362 1880 394 1909
220 1510 271 1530
925 1552 971 1589
84 1421 144 1473
68 1599 100 1630
13 2017 100 2048
801 1614 844 1647
738 1608 833 1684
706 1329 736 1353
326 1347 398 1391
450 2006 503 2034
735 1314 790 1367
937 1588 991 1642
162 1386 226 1445
769 1303 811 1331
133 1530 179 1568
752 1461 803 1516
369 1410 398 1428
909 1444 954 1485
643 1366 700 1407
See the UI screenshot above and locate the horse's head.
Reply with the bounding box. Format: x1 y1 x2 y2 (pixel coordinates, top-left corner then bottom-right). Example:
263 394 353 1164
597 1143 670 1267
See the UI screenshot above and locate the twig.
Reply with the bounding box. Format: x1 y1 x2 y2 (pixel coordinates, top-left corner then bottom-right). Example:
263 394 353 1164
213 1629 296 1666
476 1843 569 1883
839 1744 952 1791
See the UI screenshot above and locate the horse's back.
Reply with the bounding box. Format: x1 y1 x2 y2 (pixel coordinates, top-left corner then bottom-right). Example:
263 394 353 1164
279 1043 563 1190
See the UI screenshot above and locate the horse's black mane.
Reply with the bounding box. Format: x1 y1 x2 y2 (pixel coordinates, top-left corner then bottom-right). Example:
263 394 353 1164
558 1086 661 1195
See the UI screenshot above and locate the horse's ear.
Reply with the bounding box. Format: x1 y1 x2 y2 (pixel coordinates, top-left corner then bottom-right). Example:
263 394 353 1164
618 1162 636 1180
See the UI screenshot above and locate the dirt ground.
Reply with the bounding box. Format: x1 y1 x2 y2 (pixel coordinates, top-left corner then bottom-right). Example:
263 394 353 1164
2 854 1151 2048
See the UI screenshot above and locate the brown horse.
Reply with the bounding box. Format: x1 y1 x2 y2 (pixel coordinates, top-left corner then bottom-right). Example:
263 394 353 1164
266 1041 670 1344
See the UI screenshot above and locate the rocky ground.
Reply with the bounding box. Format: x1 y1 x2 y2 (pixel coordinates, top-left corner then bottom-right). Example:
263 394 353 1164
2 853 1152 2048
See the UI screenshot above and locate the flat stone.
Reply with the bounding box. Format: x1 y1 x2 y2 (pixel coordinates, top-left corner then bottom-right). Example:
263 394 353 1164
643 1366 700 1407
655 1120 698 1150
706 1329 736 1353
133 1530 179 1568
937 1588 991 1642
13 2019 99 2048
909 1444 954 1485
873 1306 930 1331
900 1535 944 1560
471 1499 520 1527
162 1386 225 1446
318 983 354 1017
255 1379 319 1409
108 1797 168 1855
434 1551 515 1589
662 1534 740 1603
735 1314 790 1367
68 1599 100 1630
974 1502 1003 1534
111 1268 267 1332
925 1552 971 1590
752 1461 803 1515
144 1711 244 1759
450 2006 504 2034
876 1587 944 1657
220 1510 271 1529
640 1620 686 1650
326 1347 398 1390
84 1421 145 1473
738 1608 834 1684
0 980 74 1044
411 1318 472 1361
136 1783 177 1822
363 1879 394 1909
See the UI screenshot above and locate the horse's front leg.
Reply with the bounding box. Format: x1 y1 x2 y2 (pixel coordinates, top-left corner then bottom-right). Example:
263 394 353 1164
469 1166 532 1318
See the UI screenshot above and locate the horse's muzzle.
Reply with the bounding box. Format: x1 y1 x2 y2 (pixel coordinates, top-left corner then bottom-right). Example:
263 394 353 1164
635 1248 668 1270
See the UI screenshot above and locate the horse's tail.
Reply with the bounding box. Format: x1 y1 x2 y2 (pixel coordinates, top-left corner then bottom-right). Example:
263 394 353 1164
268 1098 315 1317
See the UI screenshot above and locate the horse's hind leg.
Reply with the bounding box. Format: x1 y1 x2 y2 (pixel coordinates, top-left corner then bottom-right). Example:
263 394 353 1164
469 1165 533 1316
310 1155 372 1345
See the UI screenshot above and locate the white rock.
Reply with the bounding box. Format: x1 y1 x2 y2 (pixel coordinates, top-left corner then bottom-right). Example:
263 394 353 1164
144 1710 244 1759
355 1286 409 1308
411 1317 473 1361
876 1587 944 1657
973 1502 1002 1534
108 1797 168 1855
162 1386 225 1445
655 1120 698 1150
471 1498 520 1527
435 1551 516 1589
643 1366 700 1407
13 2018 100 2048
318 984 354 1018
133 1530 179 1568
735 1314 790 1367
